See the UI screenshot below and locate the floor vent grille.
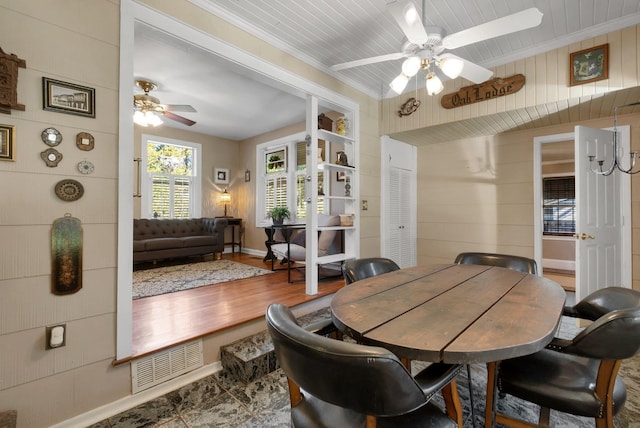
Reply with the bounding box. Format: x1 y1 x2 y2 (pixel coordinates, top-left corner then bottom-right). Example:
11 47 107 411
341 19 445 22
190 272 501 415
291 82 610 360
131 340 203 393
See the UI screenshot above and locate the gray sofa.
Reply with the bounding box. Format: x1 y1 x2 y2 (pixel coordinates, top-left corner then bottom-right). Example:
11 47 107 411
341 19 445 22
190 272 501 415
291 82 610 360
133 218 227 263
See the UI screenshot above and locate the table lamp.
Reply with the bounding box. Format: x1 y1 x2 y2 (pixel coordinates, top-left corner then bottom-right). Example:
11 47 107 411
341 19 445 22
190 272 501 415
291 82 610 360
220 188 231 217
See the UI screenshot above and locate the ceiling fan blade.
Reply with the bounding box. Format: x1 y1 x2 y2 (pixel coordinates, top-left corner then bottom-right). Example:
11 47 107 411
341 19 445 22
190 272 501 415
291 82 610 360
331 52 405 71
387 0 429 46
165 104 197 113
438 53 493 84
442 8 543 50
163 111 196 126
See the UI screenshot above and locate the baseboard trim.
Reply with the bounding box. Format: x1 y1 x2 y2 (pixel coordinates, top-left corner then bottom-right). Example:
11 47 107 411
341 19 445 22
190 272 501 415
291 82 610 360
239 247 266 257
50 362 222 428
542 258 575 272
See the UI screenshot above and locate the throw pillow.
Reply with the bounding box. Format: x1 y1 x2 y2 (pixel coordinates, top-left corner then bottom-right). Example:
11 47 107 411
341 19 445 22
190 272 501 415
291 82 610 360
317 214 340 256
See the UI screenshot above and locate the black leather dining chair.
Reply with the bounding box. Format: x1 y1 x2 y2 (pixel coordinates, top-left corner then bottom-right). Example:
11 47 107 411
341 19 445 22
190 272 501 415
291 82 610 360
454 252 538 275
266 303 464 428
342 257 400 285
453 251 538 427
485 288 640 428
562 286 640 320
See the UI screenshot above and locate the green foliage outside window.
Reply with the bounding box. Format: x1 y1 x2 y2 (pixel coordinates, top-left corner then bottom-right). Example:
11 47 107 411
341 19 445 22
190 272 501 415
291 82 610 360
147 143 193 175
146 142 194 219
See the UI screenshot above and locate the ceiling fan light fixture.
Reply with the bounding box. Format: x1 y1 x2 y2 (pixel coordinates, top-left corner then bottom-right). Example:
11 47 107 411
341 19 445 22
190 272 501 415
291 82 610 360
439 57 464 79
403 4 419 25
425 72 444 95
133 110 148 127
146 111 163 127
390 73 410 95
402 56 422 77
133 110 163 127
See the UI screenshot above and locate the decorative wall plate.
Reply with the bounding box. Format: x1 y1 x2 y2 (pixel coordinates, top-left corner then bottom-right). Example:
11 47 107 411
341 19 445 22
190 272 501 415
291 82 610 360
77 160 94 174
40 148 63 167
41 127 62 146
76 132 94 151
55 179 84 202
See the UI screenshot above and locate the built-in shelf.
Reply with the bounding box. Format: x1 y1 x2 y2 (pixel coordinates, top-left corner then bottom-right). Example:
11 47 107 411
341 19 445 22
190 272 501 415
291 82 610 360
306 95 358 295
318 195 355 201
317 252 351 264
317 162 356 172
318 129 355 144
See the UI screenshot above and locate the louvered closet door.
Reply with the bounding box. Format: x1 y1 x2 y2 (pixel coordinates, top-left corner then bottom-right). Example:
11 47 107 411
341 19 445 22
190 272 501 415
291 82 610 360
388 166 414 267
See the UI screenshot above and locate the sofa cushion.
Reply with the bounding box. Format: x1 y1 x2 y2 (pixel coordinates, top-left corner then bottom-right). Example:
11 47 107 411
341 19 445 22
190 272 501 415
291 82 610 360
142 237 188 251
181 235 219 247
133 240 146 252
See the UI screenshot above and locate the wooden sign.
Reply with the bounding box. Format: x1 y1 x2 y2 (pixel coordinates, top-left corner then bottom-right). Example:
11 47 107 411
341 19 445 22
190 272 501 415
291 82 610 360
441 74 525 109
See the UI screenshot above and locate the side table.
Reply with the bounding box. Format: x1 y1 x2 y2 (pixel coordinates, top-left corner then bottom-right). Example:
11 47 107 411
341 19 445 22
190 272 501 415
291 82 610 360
216 217 242 254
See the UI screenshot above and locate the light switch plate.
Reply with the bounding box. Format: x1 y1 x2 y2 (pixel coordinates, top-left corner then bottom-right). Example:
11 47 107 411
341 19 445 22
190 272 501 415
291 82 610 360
46 324 66 349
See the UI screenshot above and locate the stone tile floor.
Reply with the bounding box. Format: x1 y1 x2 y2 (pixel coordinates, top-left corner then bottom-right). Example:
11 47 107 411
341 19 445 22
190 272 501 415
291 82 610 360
90 310 640 428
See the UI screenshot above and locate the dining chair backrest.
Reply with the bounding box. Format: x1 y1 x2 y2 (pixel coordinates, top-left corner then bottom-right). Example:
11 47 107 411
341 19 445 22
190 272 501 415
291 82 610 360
342 257 400 285
265 303 426 417
563 286 640 321
561 305 640 359
454 252 538 275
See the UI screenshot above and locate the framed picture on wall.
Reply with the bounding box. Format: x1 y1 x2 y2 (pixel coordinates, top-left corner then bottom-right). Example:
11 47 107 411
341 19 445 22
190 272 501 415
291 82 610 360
0 124 16 161
569 44 608 86
43 77 96 118
215 168 229 184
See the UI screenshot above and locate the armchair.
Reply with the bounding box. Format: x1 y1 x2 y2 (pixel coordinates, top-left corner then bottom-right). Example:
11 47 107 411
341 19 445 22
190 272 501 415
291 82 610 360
266 303 463 428
485 287 640 428
562 286 640 320
270 214 342 281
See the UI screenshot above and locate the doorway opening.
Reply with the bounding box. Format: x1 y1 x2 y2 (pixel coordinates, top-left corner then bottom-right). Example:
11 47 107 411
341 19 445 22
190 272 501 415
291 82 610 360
540 140 576 291
533 128 632 301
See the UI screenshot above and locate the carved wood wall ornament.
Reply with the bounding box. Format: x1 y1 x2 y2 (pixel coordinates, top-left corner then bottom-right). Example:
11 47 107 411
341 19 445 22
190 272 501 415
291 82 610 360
398 97 421 117
441 74 525 109
0 47 26 115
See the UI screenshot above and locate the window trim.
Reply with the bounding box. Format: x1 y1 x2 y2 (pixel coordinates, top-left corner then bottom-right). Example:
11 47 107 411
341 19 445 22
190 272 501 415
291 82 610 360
256 132 305 227
140 134 202 219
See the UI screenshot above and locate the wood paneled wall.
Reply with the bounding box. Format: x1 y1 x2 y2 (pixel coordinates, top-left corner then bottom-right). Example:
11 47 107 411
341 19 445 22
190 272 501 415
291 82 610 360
381 25 640 138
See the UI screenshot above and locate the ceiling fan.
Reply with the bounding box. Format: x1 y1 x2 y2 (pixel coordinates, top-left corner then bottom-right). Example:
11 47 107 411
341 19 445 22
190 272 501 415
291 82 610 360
133 79 197 127
331 0 543 96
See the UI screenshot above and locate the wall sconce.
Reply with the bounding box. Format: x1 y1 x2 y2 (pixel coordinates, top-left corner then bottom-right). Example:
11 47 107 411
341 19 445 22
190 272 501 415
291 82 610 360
220 188 231 217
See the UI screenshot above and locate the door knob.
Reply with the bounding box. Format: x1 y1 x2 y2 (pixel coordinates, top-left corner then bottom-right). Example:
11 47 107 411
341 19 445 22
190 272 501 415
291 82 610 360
578 233 595 240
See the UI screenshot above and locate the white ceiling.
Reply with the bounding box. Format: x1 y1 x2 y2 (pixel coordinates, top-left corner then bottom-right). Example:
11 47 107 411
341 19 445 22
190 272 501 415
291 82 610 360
134 0 640 140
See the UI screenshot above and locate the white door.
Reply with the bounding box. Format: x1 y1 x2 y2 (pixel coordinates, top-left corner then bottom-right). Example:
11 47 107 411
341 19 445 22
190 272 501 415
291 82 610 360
574 126 629 302
388 167 413 266
381 136 416 268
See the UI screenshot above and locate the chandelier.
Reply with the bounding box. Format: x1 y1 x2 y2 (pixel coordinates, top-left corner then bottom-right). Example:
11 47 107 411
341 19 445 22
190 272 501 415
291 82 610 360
588 101 640 175
390 55 464 96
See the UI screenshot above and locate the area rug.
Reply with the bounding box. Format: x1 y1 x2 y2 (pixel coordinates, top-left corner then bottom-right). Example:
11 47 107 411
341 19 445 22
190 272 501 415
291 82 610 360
132 260 274 299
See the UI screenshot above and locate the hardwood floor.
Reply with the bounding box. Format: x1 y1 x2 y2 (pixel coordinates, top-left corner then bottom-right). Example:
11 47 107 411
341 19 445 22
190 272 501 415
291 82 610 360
131 253 344 358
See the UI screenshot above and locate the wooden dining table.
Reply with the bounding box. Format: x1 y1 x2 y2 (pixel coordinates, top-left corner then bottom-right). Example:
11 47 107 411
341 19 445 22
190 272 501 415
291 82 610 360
331 263 566 365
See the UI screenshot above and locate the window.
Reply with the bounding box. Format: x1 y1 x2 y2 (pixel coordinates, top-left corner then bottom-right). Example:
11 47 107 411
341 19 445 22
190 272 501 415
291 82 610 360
256 134 324 225
141 135 201 219
543 176 575 235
